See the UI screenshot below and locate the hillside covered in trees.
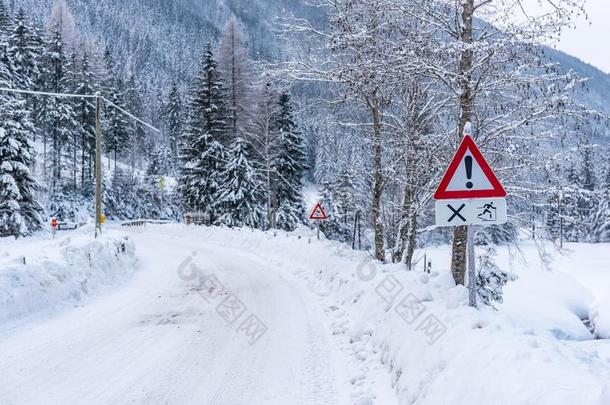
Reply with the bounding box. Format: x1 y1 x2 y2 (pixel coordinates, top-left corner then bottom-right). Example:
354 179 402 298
1 0 609 285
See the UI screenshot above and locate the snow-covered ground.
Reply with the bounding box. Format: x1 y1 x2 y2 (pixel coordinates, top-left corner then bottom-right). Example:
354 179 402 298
0 224 609 404
0 226 136 327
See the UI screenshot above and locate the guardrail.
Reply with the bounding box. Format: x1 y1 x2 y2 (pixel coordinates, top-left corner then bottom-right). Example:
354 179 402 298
121 219 175 227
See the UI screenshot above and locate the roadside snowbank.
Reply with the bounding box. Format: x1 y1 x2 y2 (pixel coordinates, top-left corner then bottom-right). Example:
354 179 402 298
0 233 136 325
591 295 610 339
159 224 610 405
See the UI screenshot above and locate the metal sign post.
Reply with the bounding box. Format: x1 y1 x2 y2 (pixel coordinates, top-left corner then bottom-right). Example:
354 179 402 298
309 201 328 240
467 225 476 307
433 128 507 308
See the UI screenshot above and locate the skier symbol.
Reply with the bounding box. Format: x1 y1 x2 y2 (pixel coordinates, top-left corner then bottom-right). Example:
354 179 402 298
477 202 497 222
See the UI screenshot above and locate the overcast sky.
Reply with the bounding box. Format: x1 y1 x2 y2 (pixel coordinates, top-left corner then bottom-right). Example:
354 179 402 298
555 0 610 74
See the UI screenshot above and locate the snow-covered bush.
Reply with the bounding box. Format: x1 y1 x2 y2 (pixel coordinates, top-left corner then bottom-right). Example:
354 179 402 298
476 245 517 307
46 186 93 222
589 295 610 339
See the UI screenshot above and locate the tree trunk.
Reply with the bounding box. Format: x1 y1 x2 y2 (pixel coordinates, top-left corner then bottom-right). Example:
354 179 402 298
403 208 418 270
451 0 475 285
271 177 277 229
393 181 412 263
371 100 385 261
230 28 238 137
43 131 47 181
73 130 78 190
81 132 86 186
393 183 419 269
52 123 58 193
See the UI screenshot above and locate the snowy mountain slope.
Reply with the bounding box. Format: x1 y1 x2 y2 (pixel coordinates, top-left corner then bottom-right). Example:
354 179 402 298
547 48 610 114
9 0 326 88
10 0 608 148
545 48 610 141
10 1 604 107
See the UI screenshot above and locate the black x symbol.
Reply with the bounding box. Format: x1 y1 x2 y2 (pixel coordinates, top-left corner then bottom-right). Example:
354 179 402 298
447 204 466 222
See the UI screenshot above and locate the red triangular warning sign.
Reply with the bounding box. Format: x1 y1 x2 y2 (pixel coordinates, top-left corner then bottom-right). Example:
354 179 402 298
434 135 506 200
309 202 328 220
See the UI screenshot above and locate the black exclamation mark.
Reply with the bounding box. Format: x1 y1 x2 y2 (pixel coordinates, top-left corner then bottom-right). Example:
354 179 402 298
465 156 473 189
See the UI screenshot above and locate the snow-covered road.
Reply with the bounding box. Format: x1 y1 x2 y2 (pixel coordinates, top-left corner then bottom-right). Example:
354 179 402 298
4 225 608 405
0 230 350 404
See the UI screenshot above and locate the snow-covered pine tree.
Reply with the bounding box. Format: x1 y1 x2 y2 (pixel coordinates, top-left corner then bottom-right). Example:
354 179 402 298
216 137 265 228
100 46 115 96
602 156 610 189
74 47 96 185
313 132 333 185
178 45 228 220
165 82 182 162
8 8 47 153
143 144 173 218
577 144 598 241
99 46 128 176
581 143 595 192
105 167 137 219
124 74 146 170
10 11 47 149
146 144 173 179
318 179 351 242
44 18 79 193
476 242 517 308
558 163 580 240
0 1 10 31
556 146 599 243
0 58 43 237
274 92 306 231
104 77 130 178
591 154 610 242
65 49 84 190
8 8 43 89
0 2 13 79
333 164 356 229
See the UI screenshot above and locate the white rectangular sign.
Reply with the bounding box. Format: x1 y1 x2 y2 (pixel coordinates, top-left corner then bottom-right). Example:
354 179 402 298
435 198 507 227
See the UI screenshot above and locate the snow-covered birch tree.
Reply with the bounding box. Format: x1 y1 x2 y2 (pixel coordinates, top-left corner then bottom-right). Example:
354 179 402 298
396 0 589 284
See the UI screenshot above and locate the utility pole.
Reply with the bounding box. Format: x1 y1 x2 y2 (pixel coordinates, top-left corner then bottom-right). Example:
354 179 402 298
95 95 103 238
352 210 362 250
467 224 477 308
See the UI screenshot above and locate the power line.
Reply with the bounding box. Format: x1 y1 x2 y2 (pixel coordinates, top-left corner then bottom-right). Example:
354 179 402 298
0 87 160 133
104 98 160 133
0 87 98 99
0 86 159 238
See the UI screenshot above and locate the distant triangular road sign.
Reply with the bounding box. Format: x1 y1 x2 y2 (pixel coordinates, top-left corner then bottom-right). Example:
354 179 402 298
309 202 328 220
434 135 506 200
